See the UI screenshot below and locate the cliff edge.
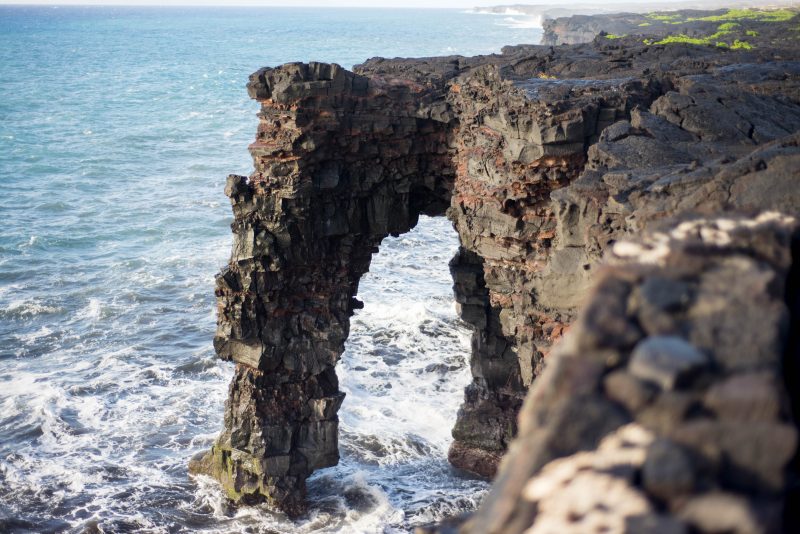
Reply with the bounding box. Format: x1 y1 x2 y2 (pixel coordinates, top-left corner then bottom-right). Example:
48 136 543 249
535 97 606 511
192 11 800 532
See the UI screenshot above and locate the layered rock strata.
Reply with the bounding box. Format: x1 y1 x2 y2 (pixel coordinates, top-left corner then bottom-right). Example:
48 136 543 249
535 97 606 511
196 27 800 528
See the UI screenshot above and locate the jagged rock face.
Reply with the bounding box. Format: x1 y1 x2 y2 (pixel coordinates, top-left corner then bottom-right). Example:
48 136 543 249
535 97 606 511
541 13 648 46
460 61 800 534
189 62 456 514
463 211 800 534
443 66 657 476
197 35 800 524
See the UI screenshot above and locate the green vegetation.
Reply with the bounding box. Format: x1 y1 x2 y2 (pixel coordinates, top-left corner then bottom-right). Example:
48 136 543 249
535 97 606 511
707 29 732 40
638 22 651 27
646 13 683 22
687 8 797 23
652 34 707 45
641 16 777 49
644 33 754 49
604 33 625 39
640 7 798 48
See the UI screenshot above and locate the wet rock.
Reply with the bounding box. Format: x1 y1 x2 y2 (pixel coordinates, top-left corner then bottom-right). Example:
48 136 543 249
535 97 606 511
447 441 502 479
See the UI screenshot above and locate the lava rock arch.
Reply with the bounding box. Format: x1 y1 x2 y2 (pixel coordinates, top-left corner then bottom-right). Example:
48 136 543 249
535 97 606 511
192 52 657 515
189 62 490 515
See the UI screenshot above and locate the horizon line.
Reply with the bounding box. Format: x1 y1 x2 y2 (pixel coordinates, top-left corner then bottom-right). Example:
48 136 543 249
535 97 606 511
0 3 491 8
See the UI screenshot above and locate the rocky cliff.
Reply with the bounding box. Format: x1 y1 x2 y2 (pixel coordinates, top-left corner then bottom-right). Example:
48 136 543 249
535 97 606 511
193 19 800 532
541 7 800 47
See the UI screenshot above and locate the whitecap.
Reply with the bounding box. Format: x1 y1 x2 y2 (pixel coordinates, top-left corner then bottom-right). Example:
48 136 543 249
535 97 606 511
3 299 62 317
497 16 543 29
14 325 53 345
0 283 22 298
77 298 103 322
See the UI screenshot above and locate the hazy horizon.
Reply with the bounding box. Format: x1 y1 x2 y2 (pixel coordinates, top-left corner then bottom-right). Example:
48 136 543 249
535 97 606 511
0 0 647 7
0 0 797 8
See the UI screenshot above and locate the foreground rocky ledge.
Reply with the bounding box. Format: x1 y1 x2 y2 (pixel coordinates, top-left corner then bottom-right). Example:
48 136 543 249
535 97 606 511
192 13 800 531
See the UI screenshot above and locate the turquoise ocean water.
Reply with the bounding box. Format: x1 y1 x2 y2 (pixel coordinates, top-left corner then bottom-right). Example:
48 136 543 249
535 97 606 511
0 7 541 533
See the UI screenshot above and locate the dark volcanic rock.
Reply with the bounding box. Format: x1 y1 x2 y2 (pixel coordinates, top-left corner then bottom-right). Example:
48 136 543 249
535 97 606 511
197 17 800 532
462 212 799 534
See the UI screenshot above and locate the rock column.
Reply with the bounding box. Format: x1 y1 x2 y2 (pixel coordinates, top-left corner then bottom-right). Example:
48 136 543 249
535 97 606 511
190 62 454 515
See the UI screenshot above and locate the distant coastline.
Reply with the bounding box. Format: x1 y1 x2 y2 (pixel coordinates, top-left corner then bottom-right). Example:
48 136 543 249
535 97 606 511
468 0 800 31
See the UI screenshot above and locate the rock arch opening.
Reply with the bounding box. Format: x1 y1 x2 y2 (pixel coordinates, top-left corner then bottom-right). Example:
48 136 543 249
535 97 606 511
331 214 486 525
189 62 488 516
191 56 608 516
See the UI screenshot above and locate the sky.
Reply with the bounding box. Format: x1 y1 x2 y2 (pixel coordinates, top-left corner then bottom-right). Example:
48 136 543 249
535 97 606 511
0 0 612 6
0 0 792 7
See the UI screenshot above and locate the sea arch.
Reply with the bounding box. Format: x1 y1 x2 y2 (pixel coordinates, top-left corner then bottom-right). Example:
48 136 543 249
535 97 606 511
191 59 601 514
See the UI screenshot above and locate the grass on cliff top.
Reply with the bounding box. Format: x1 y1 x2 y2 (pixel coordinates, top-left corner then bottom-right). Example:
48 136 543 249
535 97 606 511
646 13 682 22
642 19 761 49
645 8 798 26
643 33 753 49
687 8 797 23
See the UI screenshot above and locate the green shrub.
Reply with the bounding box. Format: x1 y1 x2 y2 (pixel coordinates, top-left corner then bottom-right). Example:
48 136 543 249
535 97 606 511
646 13 682 22
654 34 707 45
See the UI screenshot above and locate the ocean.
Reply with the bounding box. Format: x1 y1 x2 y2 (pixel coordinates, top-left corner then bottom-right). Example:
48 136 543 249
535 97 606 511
0 6 542 533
